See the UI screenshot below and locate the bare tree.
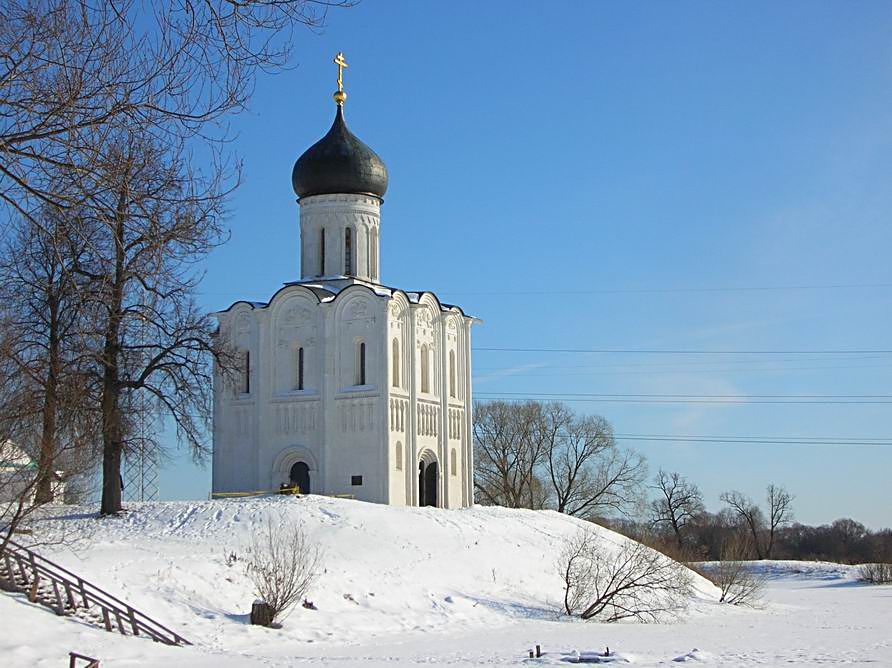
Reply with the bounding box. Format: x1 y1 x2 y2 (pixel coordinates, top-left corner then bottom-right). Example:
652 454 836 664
0 207 97 504
558 529 693 622
62 130 235 515
720 490 765 559
765 484 794 559
474 400 647 518
0 319 39 548
1 0 350 223
0 313 96 549
473 400 544 508
245 518 323 626
3 0 358 518
650 470 705 550
0 205 102 548
711 534 765 605
721 484 794 560
539 403 646 518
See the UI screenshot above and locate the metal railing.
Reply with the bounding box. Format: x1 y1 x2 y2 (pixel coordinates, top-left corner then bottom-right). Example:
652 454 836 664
1 538 190 646
69 652 100 668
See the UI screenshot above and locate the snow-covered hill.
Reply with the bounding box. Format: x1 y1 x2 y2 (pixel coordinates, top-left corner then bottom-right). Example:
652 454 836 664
31 497 716 642
9 498 891 667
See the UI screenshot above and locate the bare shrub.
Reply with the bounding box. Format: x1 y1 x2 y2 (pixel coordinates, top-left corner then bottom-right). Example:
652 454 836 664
858 563 892 584
245 519 322 625
558 530 693 622
713 536 765 606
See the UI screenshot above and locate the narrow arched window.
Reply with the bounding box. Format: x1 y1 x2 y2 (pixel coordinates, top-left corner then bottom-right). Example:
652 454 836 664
449 350 456 398
344 227 353 275
320 228 326 276
396 442 403 471
355 340 366 386
392 338 400 388
242 350 250 394
450 448 457 476
296 346 305 390
360 341 366 385
371 229 378 281
420 344 430 393
366 226 371 278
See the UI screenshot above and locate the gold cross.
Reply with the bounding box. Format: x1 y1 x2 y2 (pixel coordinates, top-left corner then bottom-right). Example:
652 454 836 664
334 52 348 93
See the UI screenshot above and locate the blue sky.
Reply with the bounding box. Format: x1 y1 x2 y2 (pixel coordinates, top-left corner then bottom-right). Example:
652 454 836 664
159 1 892 528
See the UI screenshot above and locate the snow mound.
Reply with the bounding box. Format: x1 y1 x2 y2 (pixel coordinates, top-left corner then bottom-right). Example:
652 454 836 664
25 496 716 653
672 648 716 662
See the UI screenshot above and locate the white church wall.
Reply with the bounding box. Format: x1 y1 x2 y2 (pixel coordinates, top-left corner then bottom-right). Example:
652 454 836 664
270 291 321 396
413 295 448 506
257 287 326 495
212 304 260 495
386 293 410 505
443 312 466 507
325 288 387 503
212 291 475 508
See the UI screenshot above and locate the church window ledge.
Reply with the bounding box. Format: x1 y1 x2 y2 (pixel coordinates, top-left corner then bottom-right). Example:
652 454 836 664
336 385 377 398
341 383 375 391
270 390 319 403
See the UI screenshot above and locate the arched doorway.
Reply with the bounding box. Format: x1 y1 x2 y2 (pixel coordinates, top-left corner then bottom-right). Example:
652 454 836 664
418 459 438 507
289 461 311 494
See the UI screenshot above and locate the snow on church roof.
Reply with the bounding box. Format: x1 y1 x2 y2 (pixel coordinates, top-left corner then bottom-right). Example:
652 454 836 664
216 280 477 321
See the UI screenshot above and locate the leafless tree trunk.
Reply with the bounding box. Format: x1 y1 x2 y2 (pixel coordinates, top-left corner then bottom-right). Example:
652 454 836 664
0 322 37 549
62 131 235 515
0 208 97 504
558 529 693 622
650 470 705 550
765 484 794 559
0 313 96 550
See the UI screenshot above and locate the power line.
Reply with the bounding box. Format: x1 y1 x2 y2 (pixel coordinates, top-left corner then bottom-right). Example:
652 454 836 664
475 392 892 405
482 391 892 399
441 282 892 297
473 364 892 378
475 355 888 369
612 433 892 447
474 347 892 355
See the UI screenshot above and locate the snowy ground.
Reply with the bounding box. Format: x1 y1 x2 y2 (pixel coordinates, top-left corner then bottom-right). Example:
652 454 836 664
2 497 891 667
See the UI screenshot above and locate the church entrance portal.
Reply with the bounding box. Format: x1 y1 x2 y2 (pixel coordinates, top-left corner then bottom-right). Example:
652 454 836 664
418 460 438 507
289 461 311 494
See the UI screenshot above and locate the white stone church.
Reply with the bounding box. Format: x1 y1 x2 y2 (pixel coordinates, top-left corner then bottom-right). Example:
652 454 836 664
212 57 478 508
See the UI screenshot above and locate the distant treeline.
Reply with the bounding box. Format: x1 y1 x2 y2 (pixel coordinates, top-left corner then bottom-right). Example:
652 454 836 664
603 514 892 564
472 400 890 565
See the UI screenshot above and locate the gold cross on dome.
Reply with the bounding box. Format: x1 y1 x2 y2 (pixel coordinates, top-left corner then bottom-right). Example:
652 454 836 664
334 52 348 93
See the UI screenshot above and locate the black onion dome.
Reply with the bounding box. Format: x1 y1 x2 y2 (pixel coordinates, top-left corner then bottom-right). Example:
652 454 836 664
292 105 388 199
